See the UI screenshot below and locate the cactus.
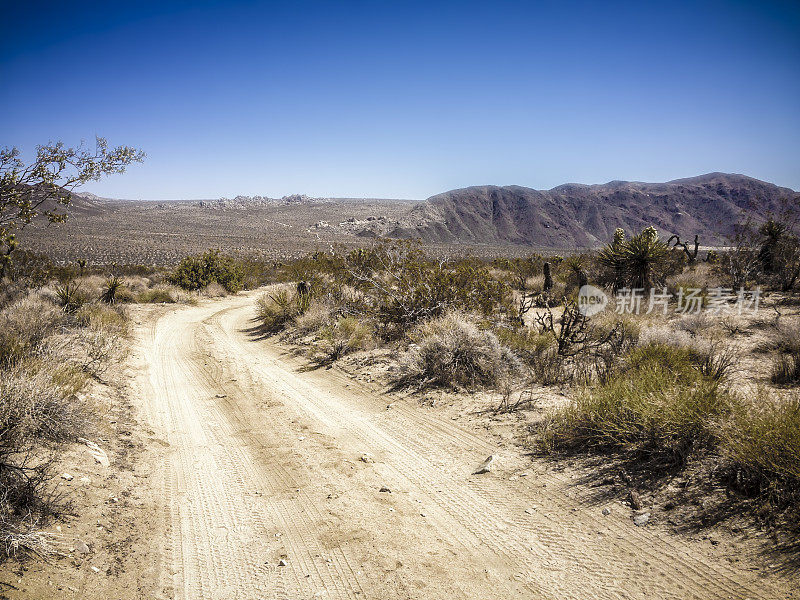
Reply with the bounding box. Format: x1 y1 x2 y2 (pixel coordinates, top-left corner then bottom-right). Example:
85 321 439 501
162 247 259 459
543 261 553 292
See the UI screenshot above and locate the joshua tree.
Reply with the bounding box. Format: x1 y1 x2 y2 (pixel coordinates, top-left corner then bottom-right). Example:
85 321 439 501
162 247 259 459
667 234 700 264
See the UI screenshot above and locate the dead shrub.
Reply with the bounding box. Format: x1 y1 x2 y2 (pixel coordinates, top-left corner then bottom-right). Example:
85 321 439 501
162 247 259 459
293 299 334 335
0 293 64 366
0 367 91 534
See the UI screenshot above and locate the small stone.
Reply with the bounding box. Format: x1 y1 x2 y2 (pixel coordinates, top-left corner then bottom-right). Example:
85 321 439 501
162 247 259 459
359 454 374 464
90 566 100 573
602 508 611 516
61 473 74 481
379 487 391 493
215 394 227 398
278 559 287 567
420 513 427 518
473 455 495 475
74 541 91 555
633 513 651 527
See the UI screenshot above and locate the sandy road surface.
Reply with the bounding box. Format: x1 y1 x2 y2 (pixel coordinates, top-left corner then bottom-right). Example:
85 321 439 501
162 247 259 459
131 293 791 600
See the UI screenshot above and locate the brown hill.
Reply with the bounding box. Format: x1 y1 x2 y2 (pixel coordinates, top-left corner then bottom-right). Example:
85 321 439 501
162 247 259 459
390 173 799 248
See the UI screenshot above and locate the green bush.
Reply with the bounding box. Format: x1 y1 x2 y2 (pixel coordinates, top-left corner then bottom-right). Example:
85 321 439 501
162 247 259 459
316 316 375 362
169 249 244 293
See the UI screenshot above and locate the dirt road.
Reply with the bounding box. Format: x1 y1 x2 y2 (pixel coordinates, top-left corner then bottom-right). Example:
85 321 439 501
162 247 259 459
130 293 792 600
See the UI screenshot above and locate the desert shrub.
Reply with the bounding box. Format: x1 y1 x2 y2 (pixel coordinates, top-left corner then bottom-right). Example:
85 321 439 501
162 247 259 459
497 325 565 384
637 328 737 381
674 312 712 336
540 344 737 464
169 249 244 292
757 319 800 355
257 287 300 333
202 282 228 298
334 242 513 339
0 293 64 366
74 303 127 333
396 313 522 389
723 394 800 504
136 286 176 303
316 316 375 362
293 299 334 335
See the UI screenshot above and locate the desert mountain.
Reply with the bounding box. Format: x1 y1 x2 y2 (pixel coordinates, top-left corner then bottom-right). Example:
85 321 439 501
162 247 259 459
389 173 799 248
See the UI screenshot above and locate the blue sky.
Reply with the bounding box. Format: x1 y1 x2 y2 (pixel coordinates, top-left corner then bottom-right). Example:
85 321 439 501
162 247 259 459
1 0 798 200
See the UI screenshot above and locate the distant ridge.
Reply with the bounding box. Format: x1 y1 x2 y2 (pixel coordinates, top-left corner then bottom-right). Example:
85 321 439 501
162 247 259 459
389 173 799 248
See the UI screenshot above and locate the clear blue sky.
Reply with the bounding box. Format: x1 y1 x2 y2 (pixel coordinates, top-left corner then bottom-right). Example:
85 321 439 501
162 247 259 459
2 0 798 200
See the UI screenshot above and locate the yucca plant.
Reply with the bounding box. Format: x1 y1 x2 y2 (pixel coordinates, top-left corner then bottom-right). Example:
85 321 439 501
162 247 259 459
55 280 85 313
599 226 669 290
101 275 124 304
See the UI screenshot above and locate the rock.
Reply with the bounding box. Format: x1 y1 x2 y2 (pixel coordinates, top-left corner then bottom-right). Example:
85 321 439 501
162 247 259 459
74 540 91 555
61 473 74 481
473 455 495 475
90 566 100 573
278 559 287 567
628 490 642 510
77 438 110 467
379 487 391 493
633 513 651 527
602 508 611 516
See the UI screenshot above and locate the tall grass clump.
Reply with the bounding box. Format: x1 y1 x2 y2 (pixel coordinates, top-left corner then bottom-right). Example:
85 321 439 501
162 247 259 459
540 344 738 464
722 394 800 505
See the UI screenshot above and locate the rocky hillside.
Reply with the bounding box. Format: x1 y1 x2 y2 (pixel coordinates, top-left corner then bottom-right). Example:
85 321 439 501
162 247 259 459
389 173 799 248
